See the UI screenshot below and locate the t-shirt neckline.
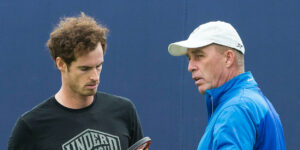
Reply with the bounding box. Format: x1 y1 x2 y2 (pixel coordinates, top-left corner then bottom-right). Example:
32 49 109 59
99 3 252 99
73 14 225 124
51 93 98 112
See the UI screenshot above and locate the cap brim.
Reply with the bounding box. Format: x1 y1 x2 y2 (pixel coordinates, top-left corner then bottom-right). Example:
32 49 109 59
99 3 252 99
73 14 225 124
168 40 212 56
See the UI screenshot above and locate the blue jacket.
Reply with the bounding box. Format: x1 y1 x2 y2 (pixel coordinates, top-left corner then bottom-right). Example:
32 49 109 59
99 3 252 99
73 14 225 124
197 72 286 150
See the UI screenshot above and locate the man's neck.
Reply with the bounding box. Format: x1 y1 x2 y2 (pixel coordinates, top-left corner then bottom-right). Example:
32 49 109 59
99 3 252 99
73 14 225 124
226 69 244 82
216 68 244 88
55 87 94 109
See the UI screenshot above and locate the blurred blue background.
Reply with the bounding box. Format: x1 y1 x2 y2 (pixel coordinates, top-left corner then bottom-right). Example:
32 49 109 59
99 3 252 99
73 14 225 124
1 0 299 149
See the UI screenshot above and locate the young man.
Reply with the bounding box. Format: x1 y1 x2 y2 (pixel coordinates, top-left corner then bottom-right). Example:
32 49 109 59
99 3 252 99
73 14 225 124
8 13 143 150
168 21 286 150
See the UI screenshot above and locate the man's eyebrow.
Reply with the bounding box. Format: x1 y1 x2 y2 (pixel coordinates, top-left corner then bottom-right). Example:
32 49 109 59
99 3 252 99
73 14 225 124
77 66 91 68
191 49 203 54
186 49 201 57
77 60 104 68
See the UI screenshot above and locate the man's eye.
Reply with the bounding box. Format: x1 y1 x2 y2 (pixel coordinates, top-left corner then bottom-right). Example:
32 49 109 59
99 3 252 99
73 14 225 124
96 65 102 70
80 68 89 71
196 55 203 58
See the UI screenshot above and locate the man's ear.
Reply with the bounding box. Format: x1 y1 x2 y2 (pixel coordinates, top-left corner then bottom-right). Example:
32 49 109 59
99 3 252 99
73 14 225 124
224 50 235 68
56 57 67 72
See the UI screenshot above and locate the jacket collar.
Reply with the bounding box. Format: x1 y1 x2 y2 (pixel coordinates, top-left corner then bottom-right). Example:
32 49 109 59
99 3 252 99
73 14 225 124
204 72 257 120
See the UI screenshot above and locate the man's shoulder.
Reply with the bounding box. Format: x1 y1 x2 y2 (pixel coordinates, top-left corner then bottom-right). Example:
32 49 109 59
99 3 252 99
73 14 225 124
224 86 266 107
96 92 134 107
220 88 269 121
97 92 131 101
21 96 55 120
239 88 269 109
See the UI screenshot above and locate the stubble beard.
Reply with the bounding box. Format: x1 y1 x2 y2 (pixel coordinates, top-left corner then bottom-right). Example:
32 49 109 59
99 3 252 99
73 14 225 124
70 83 98 97
81 86 98 96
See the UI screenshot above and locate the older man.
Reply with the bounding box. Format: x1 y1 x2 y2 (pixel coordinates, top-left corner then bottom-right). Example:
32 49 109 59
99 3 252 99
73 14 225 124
168 21 286 150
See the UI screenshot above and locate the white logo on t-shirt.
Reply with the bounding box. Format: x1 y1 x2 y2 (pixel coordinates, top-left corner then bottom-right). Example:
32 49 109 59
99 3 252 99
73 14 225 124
62 129 121 150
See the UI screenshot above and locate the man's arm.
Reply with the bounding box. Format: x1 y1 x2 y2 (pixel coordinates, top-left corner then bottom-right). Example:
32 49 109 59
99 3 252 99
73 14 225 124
7 117 36 150
212 105 256 150
128 102 144 147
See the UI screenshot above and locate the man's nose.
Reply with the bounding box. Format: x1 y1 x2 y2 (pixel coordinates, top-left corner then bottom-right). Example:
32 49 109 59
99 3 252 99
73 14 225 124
90 68 100 81
188 60 196 72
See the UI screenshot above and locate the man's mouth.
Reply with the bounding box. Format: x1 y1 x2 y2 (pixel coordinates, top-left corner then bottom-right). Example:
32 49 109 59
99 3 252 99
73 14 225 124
193 77 203 86
85 83 98 89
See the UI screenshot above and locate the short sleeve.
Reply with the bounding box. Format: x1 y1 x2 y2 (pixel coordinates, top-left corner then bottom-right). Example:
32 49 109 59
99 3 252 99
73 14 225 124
7 117 36 150
128 101 144 146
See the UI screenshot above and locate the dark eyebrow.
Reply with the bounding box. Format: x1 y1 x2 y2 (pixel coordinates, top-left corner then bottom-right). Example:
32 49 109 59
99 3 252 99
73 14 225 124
77 61 104 69
77 66 91 69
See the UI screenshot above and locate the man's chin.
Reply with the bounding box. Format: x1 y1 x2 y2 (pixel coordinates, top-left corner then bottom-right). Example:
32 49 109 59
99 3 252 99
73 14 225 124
199 90 206 95
82 89 97 96
197 87 206 95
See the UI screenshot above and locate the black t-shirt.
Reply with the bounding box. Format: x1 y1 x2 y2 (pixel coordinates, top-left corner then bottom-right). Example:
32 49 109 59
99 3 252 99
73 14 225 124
8 92 143 150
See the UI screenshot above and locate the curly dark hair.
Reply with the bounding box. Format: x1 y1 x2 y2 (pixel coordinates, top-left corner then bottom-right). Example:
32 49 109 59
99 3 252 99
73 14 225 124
47 12 109 66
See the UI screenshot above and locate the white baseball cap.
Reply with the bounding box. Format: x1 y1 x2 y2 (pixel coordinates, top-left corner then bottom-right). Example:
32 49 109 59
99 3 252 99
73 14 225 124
168 21 245 56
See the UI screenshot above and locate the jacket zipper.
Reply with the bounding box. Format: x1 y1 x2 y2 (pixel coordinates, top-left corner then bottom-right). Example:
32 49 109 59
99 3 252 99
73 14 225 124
211 96 214 117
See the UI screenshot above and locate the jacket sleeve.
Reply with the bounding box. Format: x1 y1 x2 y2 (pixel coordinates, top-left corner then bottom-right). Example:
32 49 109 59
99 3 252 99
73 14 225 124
7 117 36 150
212 105 256 150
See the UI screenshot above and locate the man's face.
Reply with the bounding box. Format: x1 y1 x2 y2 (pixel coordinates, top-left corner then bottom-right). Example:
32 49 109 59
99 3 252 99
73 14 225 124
187 45 227 94
62 43 104 97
